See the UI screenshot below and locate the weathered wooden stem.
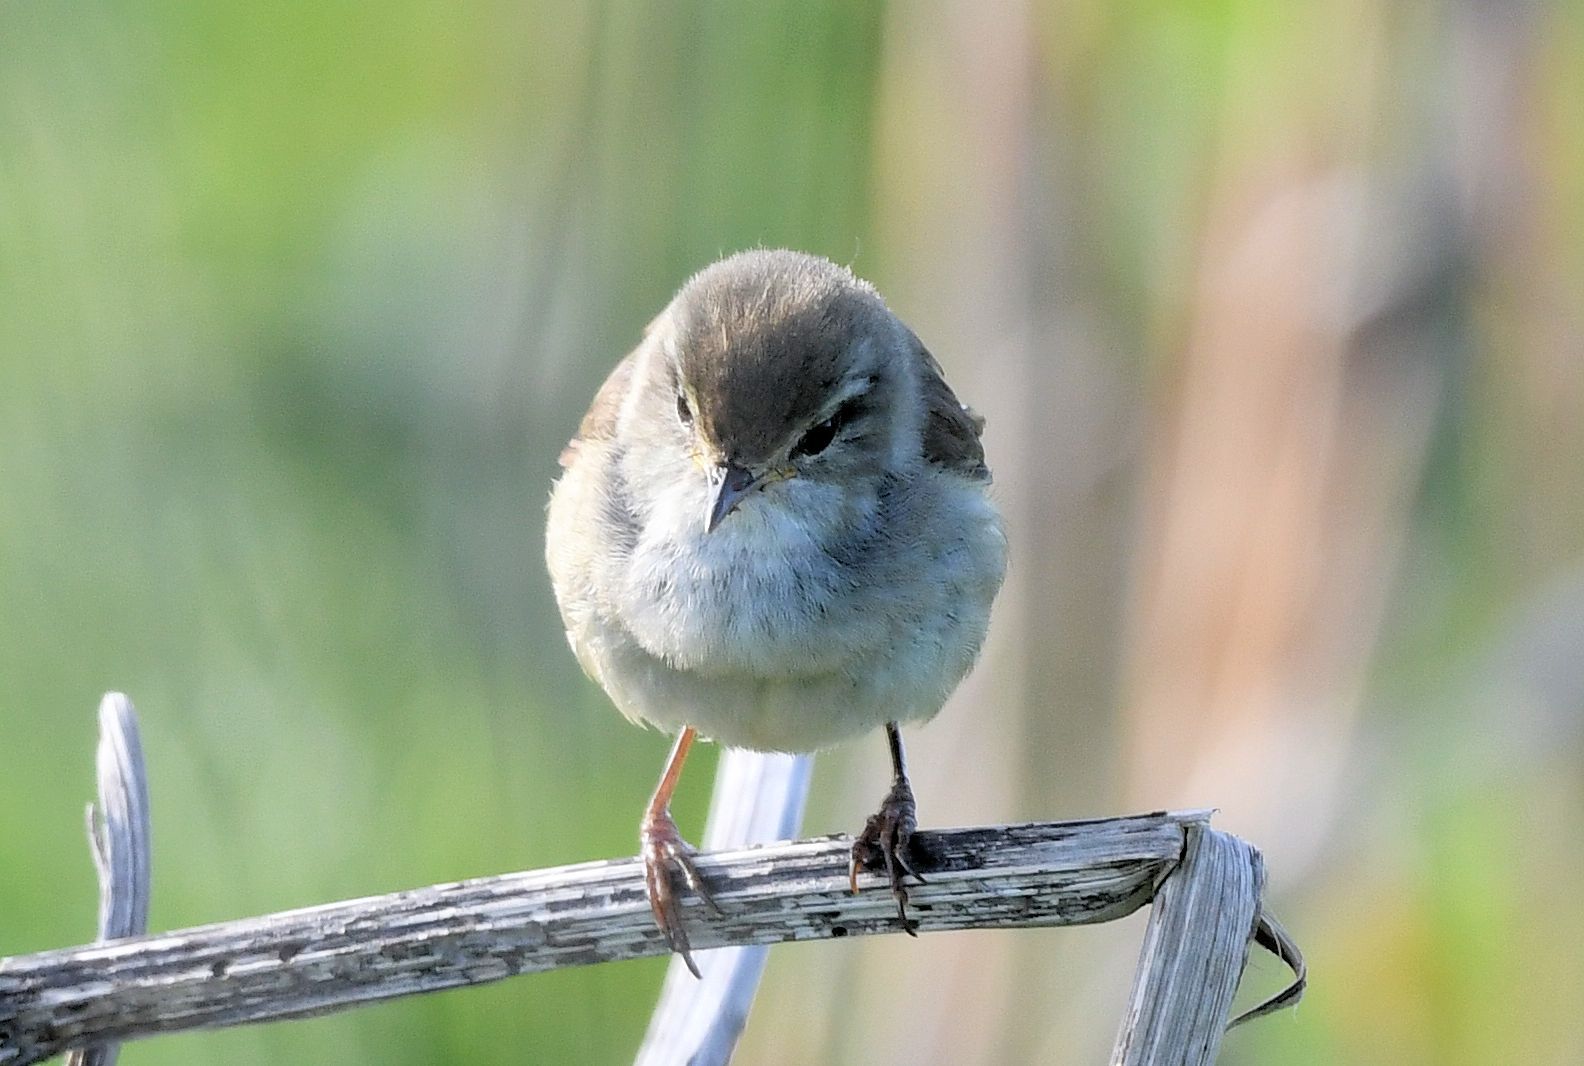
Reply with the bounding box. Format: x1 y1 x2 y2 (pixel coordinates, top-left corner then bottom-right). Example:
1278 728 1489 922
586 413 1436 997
634 749 813 1066
1112 823 1261 1064
0 812 1235 1065
64 693 150 1066
1 696 1305 1065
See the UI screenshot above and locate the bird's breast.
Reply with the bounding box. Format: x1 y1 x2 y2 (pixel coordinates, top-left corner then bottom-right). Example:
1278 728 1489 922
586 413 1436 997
563 465 1005 752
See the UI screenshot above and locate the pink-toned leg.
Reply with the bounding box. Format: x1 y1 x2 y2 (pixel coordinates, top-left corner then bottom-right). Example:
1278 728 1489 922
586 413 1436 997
639 726 718 977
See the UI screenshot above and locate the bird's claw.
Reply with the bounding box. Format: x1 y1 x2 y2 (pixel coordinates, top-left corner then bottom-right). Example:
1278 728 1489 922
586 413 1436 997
848 778 925 934
641 810 718 978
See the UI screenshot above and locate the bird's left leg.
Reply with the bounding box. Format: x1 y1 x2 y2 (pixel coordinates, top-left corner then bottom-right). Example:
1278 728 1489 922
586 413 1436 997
849 720 925 933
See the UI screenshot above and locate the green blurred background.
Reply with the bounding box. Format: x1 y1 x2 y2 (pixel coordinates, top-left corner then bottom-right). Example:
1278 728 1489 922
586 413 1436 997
3 1 1581 1063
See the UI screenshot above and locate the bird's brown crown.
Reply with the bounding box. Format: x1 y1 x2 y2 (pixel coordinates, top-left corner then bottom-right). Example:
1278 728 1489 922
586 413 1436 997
669 250 889 466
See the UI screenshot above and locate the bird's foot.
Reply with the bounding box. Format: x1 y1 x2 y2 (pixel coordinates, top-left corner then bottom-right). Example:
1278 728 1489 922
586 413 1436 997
849 778 925 934
640 808 719 978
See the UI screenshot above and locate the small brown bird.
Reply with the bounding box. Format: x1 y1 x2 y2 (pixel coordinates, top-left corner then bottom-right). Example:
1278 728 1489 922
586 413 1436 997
546 250 1006 975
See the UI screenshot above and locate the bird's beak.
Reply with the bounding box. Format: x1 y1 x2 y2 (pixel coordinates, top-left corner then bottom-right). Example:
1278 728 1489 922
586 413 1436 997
705 462 759 533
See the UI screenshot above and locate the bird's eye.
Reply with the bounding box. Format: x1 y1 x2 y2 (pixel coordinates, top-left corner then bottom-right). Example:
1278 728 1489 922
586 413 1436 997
792 397 864 459
792 416 838 458
676 391 693 426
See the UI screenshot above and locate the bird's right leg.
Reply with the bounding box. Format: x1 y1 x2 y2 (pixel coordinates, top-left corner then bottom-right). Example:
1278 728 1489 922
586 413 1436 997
640 725 718 978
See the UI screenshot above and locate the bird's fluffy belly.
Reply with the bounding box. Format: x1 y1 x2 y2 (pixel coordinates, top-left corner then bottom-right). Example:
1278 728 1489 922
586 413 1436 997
583 614 965 751
579 519 987 751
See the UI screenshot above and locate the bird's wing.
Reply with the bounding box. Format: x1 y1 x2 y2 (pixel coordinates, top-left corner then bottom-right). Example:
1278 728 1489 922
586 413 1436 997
915 338 991 481
559 349 638 468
